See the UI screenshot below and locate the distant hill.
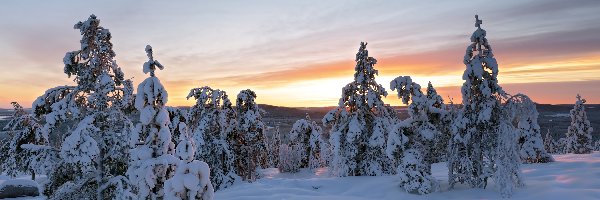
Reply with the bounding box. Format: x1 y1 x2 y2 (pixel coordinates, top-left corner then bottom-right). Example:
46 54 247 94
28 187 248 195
260 104 600 141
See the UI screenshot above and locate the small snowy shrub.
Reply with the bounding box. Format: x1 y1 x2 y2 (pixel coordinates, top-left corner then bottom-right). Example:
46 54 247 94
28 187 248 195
278 143 303 173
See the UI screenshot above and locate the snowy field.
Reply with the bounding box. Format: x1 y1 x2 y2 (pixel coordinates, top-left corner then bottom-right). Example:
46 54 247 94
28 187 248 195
217 152 600 200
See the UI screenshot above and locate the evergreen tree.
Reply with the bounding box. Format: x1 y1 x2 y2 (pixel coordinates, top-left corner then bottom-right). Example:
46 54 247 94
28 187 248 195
447 16 522 197
425 82 453 163
556 138 569 154
543 130 558 154
235 89 267 181
565 94 594 154
506 94 553 163
127 45 177 199
322 42 395 177
268 125 281 168
1 102 55 180
164 123 215 200
287 115 323 170
33 15 135 199
388 76 438 194
494 111 524 198
186 86 238 190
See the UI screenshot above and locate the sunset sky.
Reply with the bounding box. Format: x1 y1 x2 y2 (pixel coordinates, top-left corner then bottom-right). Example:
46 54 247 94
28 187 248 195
1 0 599 108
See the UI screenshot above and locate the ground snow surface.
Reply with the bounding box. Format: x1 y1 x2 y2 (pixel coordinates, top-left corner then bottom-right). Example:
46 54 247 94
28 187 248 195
217 152 600 200
3 153 599 199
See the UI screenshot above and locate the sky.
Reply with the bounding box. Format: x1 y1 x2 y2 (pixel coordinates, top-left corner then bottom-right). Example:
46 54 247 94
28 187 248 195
0 0 599 108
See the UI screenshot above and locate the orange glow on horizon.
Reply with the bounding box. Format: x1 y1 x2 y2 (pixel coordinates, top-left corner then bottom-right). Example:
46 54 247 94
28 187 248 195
2 51 600 108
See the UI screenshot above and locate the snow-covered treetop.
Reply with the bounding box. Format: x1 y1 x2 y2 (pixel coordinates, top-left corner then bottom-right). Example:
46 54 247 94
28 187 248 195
390 76 419 105
461 15 505 102
337 42 389 113
134 45 168 110
354 42 378 85
505 94 538 119
64 14 125 91
426 82 444 109
467 15 492 60
236 89 258 113
143 45 164 77
391 76 428 119
569 94 591 130
289 118 318 143
575 94 586 106
187 86 231 110
10 102 27 117
390 77 447 122
186 86 233 130
33 15 133 134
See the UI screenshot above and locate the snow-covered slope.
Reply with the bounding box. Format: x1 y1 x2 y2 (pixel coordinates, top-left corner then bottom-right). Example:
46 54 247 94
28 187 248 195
217 152 600 200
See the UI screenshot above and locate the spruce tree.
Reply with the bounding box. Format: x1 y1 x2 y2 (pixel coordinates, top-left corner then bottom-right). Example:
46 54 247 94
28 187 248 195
556 138 569 154
448 16 522 197
566 94 594 154
322 42 395 177
543 130 558 154
33 15 135 199
269 125 281 168
186 86 238 190
235 89 267 181
425 82 453 163
388 76 438 194
506 94 553 163
127 45 177 199
164 123 215 200
287 115 323 170
1 102 53 180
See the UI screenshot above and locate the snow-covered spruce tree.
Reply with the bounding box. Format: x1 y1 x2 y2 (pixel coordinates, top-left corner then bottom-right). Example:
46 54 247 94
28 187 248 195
322 42 395 177
388 76 438 194
544 130 558 154
127 45 178 199
1 102 55 180
505 94 553 163
556 137 569 154
286 115 324 170
447 16 522 195
32 15 135 199
235 89 268 181
164 122 215 200
269 125 282 168
425 82 453 163
186 86 238 190
494 108 524 198
595 139 600 151
565 94 594 154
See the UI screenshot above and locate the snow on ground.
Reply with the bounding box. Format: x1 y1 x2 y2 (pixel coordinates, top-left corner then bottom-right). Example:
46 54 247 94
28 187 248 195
217 152 600 200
